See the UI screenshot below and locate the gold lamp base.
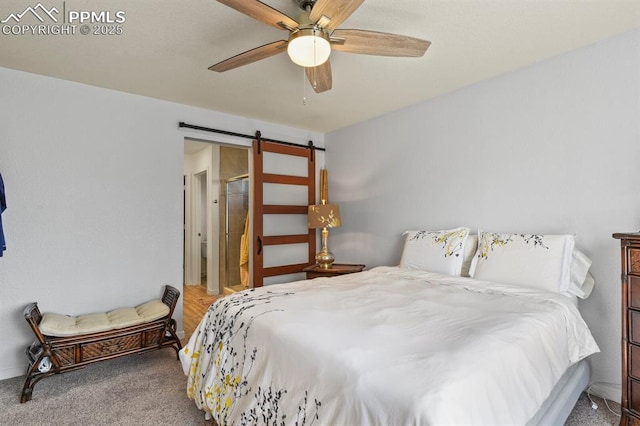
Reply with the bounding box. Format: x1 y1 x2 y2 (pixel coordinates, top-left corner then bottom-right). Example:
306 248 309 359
316 227 335 269
315 250 335 269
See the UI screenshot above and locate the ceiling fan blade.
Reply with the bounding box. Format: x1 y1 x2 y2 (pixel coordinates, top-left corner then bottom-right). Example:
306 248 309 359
209 40 288 72
331 29 431 57
217 0 298 30
310 0 365 31
305 60 332 93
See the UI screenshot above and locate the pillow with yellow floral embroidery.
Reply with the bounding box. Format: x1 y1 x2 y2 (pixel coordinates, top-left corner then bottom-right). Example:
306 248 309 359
469 230 575 293
399 227 470 276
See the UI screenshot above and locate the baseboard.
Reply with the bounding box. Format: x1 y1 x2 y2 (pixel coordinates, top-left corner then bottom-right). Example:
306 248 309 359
589 382 621 404
0 364 26 381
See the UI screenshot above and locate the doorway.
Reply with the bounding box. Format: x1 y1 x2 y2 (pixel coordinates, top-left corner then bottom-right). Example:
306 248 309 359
218 146 250 294
183 139 250 297
223 173 249 293
183 139 217 296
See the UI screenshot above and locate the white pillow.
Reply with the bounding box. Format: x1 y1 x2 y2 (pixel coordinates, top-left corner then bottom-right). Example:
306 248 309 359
461 234 478 277
469 230 575 293
400 227 470 276
564 249 595 299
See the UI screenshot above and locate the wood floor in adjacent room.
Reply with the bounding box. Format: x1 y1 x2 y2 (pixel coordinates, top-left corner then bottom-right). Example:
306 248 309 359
182 284 218 341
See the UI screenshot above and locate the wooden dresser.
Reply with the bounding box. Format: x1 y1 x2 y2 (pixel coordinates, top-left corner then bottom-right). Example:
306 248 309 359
614 232 640 425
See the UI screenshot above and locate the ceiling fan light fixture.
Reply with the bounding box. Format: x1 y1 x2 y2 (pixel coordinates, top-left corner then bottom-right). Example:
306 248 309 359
287 28 331 67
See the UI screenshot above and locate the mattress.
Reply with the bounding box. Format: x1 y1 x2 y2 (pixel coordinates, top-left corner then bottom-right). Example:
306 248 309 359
180 266 599 425
527 359 591 425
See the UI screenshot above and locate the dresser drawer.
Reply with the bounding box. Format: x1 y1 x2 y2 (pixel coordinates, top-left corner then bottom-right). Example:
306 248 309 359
631 249 640 275
631 312 640 345
632 345 640 380
631 277 640 310
631 379 640 415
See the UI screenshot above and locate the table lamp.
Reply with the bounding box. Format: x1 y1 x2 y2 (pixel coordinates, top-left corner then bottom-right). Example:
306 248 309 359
308 203 341 269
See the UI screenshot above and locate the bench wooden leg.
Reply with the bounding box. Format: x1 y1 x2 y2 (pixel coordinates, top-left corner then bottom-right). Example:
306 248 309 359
167 319 182 359
20 374 34 403
21 357 47 403
21 341 62 403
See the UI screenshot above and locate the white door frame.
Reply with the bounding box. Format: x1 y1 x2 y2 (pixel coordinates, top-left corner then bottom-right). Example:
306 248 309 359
183 173 195 285
192 169 206 285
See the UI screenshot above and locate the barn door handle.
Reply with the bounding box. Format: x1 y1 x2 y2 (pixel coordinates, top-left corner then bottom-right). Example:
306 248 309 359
257 236 262 255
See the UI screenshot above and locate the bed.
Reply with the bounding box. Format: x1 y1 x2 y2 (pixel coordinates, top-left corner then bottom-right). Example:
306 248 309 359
180 228 599 425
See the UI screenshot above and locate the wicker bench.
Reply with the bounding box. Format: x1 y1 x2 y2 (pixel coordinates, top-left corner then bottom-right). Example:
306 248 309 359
20 285 182 403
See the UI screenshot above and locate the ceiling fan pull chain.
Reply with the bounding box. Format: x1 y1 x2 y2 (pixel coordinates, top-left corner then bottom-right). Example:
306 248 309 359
312 32 318 88
302 67 307 106
313 31 317 67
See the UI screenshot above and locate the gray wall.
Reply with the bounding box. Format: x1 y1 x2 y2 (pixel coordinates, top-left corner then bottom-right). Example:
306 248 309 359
326 28 640 401
0 67 323 380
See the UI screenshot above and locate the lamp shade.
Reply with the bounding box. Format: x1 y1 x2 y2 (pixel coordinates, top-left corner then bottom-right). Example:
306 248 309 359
287 29 331 67
308 204 341 229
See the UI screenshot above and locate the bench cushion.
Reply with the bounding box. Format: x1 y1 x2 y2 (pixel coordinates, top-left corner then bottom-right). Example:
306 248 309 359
39 300 170 337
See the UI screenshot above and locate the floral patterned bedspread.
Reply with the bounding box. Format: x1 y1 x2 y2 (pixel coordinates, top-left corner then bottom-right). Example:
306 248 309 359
179 267 598 425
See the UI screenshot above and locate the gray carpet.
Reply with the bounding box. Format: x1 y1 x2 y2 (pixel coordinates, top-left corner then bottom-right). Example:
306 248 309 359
0 349 621 425
0 350 210 425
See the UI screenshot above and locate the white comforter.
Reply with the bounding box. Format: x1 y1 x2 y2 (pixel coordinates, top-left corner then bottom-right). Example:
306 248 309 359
180 267 599 425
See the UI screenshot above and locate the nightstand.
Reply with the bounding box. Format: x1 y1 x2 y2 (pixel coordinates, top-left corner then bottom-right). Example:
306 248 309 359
303 263 365 279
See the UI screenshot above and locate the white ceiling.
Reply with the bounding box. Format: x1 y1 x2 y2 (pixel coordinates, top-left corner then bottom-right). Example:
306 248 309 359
1 0 639 133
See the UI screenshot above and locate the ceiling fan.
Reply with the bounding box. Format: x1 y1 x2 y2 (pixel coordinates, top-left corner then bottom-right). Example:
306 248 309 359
209 0 431 93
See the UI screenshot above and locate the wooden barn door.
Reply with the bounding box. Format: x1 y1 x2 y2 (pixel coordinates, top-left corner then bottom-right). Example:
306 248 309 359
252 139 316 287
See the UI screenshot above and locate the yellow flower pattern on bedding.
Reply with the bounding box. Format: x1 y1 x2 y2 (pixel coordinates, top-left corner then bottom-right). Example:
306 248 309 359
182 290 322 425
411 227 468 258
477 232 549 260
